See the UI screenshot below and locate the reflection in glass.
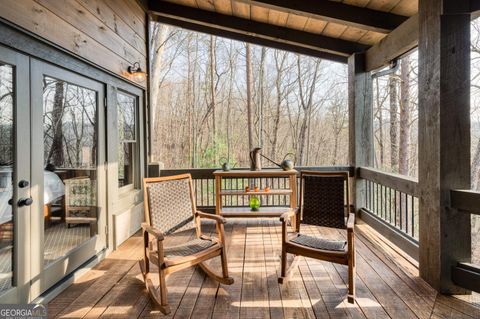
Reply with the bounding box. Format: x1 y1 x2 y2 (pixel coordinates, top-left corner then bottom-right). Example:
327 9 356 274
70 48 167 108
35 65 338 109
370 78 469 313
42 77 98 266
0 63 14 292
118 93 137 187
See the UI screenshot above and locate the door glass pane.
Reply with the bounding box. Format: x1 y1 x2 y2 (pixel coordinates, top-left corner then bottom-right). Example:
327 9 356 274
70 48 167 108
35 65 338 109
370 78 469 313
0 63 14 292
117 93 137 187
42 77 98 266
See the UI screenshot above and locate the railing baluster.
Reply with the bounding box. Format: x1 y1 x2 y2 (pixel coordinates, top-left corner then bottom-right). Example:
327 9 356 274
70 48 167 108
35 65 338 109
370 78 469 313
405 193 409 236
411 195 414 238
394 190 397 228
389 187 392 224
384 184 387 221
401 191 404 230
368 181 373 210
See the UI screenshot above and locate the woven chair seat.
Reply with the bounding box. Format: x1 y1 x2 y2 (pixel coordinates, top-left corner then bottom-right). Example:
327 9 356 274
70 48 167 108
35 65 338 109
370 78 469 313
290 234 346 252
162 238 216 258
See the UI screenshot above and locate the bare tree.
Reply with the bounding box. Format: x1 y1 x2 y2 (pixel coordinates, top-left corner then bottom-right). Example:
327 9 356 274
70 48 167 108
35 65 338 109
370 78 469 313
389 73 399 172
399 57 411 176
296 56 321 165
209 35 217 160
246 43 254 151
270 51 287 158
47 80 65 167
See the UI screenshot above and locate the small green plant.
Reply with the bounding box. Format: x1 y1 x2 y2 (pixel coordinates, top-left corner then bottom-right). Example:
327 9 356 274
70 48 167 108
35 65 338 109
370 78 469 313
249 196 260 211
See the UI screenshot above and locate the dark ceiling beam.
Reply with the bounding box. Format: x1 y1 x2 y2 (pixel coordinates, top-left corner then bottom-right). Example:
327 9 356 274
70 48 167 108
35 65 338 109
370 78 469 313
148 1 369 56
365 14 418 72
153 15 348 63
236 0 408 34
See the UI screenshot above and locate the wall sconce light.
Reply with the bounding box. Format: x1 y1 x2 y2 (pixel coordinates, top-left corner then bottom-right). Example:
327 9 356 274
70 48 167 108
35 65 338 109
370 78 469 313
128 62 146 82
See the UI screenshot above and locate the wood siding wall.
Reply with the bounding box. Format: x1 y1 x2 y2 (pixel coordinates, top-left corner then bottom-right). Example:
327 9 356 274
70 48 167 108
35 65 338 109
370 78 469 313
0 0 147 87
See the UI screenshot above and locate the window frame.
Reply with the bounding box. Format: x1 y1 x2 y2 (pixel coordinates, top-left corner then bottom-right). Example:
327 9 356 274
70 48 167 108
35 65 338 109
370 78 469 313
116 90 140 190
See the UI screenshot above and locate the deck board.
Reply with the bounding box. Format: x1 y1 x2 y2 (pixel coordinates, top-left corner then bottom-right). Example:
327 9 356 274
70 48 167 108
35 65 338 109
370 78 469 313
49 219 480 319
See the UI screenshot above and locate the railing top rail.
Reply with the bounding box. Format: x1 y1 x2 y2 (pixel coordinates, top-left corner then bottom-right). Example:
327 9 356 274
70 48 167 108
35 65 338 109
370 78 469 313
358 166 419 197
158 165 355 178
451 189 480 215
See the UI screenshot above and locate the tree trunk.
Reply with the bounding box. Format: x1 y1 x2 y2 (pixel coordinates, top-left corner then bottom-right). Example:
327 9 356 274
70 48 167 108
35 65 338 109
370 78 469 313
258 47 266 149
246 43 254 151
271 52 286 158
209 35 217 160
389 73 399 172
48 80 65 167
375 77 385 167
226 42 234 161
150 24 172 162
399 57 411 175
296 57 320 166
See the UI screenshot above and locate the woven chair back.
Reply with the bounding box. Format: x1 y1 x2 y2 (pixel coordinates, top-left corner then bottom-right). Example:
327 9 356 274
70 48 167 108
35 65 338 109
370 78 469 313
300 171 349 229
144 175 196 235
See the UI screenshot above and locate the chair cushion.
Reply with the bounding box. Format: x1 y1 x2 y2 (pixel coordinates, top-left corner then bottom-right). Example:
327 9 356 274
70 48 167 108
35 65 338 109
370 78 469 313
290 234 346 251
164 238 216 258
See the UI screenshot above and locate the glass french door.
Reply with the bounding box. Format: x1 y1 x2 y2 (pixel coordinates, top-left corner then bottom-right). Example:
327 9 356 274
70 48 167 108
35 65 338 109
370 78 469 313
29 60 107 299
0 46 31 303
0 47 107 304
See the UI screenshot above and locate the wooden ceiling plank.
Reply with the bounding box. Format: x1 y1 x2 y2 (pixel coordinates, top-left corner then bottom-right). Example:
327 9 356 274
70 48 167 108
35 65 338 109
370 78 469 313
148 1 369 55
213 0 233 15
234 0 409 33
163 0 198 7
285 13 308 32
195 0 216 12
303 18 327 34
390 0 418 16
362 0 402 12
267 8 288 27
321 22 348 38
339 26 368 44
231 0 250 19
152 15 348 63
251 4 269 23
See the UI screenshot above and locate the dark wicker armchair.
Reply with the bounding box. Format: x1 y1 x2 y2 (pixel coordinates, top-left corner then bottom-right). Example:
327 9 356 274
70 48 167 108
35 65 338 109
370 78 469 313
278 171 356 303
139 174 233 314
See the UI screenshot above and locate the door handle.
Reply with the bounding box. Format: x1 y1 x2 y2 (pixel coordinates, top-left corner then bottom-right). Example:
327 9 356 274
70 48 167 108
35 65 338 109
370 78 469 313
18 197 33 207
18 180 29 188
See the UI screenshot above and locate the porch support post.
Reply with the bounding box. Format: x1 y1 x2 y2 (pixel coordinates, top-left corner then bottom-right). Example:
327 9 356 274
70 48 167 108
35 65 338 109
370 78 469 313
418 0 471 293
348 53 373 212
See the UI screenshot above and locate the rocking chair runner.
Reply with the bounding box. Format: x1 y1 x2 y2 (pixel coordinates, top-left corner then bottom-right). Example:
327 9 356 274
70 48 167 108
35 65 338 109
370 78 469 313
278 171 356 303
139 174 234 314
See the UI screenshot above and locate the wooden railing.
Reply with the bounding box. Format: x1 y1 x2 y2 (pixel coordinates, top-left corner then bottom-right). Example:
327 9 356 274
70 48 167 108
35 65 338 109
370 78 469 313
357 167 420 260
154 166 354 213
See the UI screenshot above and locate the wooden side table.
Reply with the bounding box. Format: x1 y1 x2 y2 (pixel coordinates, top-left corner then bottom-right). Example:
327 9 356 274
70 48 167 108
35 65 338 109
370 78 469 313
213 169 298 226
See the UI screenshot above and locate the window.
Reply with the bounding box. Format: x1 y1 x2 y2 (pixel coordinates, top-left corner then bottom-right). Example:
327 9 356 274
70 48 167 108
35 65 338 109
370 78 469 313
117 92 138 188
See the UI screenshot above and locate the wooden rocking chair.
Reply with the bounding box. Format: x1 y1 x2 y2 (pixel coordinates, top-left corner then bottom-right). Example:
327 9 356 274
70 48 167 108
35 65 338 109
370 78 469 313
139 174 234 314
278 171 356 303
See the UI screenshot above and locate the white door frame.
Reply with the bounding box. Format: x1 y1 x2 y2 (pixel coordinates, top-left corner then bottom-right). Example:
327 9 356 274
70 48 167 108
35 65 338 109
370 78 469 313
0 45 31 303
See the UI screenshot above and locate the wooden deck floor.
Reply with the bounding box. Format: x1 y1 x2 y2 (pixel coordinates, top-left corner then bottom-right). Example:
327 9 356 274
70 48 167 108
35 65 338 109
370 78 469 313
48 219 480 319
